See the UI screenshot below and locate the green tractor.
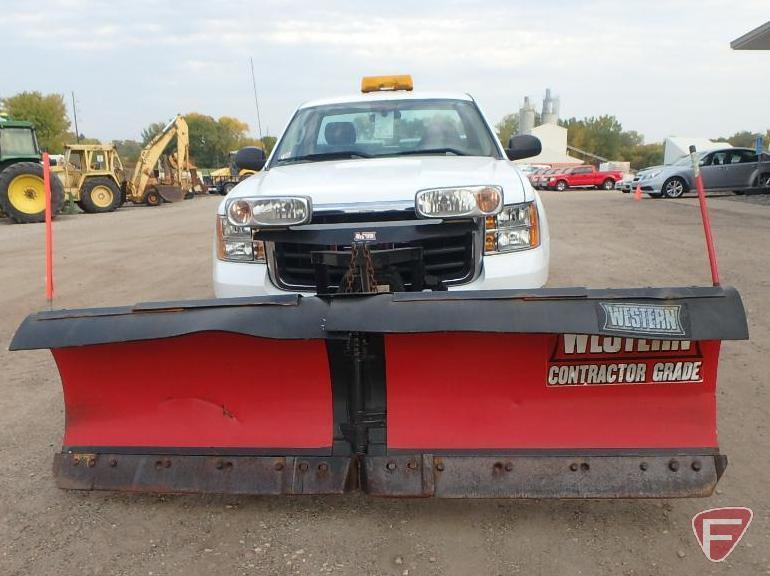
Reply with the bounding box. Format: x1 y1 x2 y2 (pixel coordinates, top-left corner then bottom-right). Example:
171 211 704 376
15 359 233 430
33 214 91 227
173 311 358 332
0 117 65 223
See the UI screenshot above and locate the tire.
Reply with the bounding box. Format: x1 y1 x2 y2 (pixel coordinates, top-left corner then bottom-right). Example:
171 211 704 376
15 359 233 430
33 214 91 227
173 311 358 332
222 181 236 195
602 178 615 190
555 180 568 191
0 161 65 223
662 177 687 199
145 187 162 206
79 177 122 213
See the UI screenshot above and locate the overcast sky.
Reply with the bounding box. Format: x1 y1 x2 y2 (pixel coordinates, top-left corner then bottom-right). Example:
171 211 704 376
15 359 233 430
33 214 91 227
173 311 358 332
1 0 767 143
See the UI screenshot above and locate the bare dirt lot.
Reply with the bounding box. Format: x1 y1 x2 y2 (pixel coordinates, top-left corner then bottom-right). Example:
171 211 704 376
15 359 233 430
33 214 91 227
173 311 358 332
1 191 768 576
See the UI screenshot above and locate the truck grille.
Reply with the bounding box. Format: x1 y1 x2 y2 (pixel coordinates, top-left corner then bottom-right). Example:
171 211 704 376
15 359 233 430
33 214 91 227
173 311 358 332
270 221 476 291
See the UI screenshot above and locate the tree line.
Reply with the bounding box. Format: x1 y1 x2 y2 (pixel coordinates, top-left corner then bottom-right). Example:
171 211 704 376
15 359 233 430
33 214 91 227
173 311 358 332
0 91 276 168
496 113 769 169
2 91 766 171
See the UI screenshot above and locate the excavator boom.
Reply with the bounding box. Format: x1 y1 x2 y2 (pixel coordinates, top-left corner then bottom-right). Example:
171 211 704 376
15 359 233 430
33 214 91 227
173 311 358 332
127 115 190 204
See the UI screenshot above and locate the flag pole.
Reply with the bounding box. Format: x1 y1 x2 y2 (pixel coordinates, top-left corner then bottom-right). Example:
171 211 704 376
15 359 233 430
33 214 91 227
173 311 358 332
43 152 54 306
688 145 720 286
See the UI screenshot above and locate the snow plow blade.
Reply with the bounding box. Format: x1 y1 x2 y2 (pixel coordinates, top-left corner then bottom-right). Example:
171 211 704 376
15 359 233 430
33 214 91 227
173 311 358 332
11 287 747 498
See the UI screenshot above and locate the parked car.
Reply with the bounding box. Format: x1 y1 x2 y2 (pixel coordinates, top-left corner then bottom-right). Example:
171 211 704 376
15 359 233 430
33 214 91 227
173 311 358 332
528 166 551 188
534 167 562 189
635 148 770 198
544 165 624 191
617 173 635 193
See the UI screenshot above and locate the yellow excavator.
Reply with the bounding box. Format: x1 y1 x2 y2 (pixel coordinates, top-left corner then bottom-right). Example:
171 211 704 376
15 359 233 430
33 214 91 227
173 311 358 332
125 114 191 205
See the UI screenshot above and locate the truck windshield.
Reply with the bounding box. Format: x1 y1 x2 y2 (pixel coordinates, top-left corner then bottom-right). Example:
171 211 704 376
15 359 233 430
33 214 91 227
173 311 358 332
271 99 500 167
0 127 38 157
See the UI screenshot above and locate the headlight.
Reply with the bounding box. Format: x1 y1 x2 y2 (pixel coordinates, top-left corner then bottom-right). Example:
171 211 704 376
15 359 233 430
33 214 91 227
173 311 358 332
484 201 540 254
415 185 502 219
216 215 266 263
226 196 312 227
643 170 661 180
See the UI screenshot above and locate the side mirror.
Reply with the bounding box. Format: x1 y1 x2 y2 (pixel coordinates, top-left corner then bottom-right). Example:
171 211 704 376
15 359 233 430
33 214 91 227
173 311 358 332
235 147 267 172
505 135 542 161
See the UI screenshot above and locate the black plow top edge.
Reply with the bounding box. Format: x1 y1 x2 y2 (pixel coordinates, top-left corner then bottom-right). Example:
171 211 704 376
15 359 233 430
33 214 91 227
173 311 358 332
9 285 748 351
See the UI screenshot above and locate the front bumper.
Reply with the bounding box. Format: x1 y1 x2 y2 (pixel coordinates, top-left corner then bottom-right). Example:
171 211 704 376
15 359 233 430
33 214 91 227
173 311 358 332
632 176 665 194
213 243 549 297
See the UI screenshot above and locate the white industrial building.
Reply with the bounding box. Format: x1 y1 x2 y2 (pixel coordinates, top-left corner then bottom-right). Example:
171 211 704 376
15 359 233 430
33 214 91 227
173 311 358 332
513 90 582 166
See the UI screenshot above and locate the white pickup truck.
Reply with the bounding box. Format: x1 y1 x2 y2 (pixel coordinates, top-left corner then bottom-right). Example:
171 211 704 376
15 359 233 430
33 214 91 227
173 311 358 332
213 76 549 297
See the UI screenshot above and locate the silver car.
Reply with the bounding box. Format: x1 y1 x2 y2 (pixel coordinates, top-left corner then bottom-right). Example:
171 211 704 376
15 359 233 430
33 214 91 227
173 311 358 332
635 148 770 198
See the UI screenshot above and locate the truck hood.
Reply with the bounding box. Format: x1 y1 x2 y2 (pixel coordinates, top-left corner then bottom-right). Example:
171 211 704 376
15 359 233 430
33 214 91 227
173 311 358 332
220 156 530 213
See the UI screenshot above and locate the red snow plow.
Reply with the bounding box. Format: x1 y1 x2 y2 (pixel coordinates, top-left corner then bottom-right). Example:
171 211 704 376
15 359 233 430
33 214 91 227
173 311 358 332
11 285 747 498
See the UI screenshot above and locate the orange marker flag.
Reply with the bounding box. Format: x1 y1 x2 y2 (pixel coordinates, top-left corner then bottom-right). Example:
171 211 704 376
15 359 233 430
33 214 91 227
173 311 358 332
634 183 642 201
43 152 54 304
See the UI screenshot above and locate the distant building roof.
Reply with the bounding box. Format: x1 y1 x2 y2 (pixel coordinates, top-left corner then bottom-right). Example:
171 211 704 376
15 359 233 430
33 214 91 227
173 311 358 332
731 21 770 50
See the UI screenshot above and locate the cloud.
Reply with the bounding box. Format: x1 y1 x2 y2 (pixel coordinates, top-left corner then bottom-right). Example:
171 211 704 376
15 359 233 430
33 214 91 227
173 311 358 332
1 0 767 143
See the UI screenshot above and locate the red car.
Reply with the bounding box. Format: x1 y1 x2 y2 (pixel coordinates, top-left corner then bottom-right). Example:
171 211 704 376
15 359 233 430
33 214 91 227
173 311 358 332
545 165 624 191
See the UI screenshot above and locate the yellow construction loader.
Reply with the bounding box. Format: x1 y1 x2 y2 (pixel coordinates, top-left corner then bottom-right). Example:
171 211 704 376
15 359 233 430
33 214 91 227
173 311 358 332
54 114 195 210
53 144 126 212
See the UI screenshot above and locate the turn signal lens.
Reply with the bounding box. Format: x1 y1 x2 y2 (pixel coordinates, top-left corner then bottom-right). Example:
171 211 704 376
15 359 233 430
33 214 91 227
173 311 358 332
485 232 497 252
475 187 502 214
528 203 540 248
228 200 252 225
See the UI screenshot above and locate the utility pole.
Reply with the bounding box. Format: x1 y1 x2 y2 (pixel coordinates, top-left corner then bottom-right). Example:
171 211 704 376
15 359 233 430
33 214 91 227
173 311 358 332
249 57 264 142
71 91 80 143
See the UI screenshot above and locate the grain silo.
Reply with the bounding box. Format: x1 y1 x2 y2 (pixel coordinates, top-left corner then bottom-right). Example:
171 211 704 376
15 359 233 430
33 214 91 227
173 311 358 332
518 97 536 135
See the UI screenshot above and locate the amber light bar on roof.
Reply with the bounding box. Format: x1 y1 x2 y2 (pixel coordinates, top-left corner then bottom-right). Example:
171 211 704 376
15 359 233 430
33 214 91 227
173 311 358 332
361 75 413 93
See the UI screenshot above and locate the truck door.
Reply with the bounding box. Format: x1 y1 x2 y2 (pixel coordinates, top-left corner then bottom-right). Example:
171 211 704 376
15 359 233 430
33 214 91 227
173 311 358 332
571 166 593 187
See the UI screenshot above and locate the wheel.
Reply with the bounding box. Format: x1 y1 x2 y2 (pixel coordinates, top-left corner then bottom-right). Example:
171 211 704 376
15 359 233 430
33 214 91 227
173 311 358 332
759 173 770 191
221 181 236 195
602 178 615 190
145 187 162 206
0 161 65 223
78 177 122 213
555 180 568 191
662 177 687 198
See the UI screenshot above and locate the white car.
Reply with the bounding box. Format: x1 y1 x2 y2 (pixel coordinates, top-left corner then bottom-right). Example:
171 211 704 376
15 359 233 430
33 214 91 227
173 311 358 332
214 76 549 297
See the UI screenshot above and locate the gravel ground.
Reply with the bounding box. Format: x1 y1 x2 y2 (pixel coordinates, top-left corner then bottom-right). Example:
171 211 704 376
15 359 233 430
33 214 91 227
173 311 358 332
726 192 770 207
1 191 768 575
